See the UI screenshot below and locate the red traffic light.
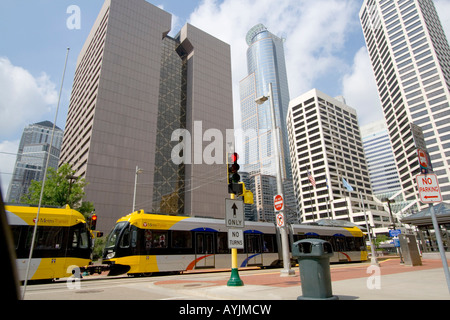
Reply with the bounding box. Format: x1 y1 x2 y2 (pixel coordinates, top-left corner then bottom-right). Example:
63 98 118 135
90 213 97 230
230 153 239 163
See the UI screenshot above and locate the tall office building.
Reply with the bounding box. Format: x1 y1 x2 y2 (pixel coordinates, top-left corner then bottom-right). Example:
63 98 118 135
360 120 402 197
360 0 450 210
240 24 291 178
286 89 390 230
7 121 63 203
239 24 296 222
361 120 413 217
60 0 233 231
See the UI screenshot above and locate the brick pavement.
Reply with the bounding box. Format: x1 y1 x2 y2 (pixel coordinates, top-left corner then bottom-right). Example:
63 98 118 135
154 258 447 289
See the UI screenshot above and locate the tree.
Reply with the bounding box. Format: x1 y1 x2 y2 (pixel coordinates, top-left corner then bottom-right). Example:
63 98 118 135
374 235 390 249
21 163 94 216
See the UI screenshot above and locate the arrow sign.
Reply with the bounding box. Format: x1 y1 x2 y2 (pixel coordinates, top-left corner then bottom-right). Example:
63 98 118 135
232 203 238 218
225 198 244 228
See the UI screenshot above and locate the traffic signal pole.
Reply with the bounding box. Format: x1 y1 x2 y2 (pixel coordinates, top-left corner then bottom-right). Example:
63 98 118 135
227 192 244 287
226 152 244 287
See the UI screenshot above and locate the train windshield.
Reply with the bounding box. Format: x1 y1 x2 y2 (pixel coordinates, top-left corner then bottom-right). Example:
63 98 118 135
105 222 128 249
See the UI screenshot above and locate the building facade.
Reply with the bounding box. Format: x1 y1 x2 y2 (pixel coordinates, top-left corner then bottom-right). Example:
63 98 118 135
239 24 296 222
360 0 450 210
287 89 391 231
60 0 233 231
7 121 63 203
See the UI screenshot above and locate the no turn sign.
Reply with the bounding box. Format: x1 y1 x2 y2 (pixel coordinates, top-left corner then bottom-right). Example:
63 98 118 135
276 213 285 228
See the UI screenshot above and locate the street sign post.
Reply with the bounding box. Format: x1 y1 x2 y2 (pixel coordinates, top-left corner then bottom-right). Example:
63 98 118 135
416 173 450 294
416 174 442 204
225 198 245 228
274 194 284 212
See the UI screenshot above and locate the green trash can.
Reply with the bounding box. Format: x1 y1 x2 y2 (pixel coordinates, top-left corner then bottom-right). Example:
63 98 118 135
292 239 338 300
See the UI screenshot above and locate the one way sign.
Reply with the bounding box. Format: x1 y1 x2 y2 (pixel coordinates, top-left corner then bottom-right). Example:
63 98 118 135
225 198 245 228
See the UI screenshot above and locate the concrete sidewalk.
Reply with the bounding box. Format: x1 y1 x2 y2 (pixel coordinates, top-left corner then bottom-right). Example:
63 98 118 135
153 259 450 300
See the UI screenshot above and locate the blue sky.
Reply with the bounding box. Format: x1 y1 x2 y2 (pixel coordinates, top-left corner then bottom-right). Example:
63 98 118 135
1 0 450 196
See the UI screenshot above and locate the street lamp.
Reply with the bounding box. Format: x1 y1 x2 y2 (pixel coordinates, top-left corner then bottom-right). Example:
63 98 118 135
359 191 379 266
255 83 294 277
133 166 144 212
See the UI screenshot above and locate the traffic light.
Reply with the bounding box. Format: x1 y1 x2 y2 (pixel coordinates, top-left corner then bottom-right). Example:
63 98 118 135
228 152 243 195
90 213 97 230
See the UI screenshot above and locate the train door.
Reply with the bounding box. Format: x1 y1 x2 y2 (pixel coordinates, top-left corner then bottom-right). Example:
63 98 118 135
245 234 263 266
195 232 215 269
333 236 349 262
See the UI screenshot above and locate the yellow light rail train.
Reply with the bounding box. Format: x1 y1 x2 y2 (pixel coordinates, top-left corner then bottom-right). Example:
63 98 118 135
5 204 93 282
103 211 368 276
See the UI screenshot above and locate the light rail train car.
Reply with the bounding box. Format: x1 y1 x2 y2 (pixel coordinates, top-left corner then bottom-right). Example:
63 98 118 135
103 211 367 276
5 204 92 282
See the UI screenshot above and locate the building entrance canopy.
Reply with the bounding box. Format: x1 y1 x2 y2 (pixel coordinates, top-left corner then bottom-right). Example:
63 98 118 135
402 203 450 226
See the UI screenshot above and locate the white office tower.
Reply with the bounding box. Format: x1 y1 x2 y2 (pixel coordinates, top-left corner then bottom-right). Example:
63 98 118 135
286 89 391 231
360 0 450 210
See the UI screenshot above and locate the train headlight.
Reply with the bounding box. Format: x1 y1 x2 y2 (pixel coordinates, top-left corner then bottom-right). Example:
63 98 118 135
106 252 115 259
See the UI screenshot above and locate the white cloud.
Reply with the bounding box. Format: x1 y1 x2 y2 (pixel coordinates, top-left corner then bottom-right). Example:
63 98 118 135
0 57 58 140
188 0 361 130
342 47 383 126
435 0 450 40
0 139 19 199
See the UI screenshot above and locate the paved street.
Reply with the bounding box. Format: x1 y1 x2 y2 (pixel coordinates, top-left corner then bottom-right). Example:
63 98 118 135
22 258 450 301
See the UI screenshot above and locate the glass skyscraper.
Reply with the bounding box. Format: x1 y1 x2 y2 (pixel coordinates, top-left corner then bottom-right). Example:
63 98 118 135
240 24 291 179
360 120 401 196
7 121 63 203
239 24 296 222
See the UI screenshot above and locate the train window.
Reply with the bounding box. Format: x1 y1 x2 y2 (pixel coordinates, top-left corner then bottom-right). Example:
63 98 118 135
131 228 137 248
72 226 89 249
246 234 262 253
106 222 128 249
120 227 130 248
216 232 229 254
263 234 275 253
150 231 168 248
333 237 346 252
10 226 22 249
72 227 89 249
27 227 64 250
172 231 192 249
346 238 356 251
323 242 333 254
